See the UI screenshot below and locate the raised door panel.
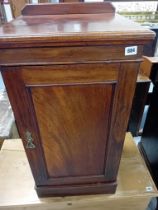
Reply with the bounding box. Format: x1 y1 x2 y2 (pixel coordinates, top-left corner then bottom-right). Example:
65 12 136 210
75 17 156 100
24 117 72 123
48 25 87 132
31 84 114 178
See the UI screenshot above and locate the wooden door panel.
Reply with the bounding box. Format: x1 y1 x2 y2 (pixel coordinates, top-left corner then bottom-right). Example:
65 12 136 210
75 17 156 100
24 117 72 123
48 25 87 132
31 84 115 178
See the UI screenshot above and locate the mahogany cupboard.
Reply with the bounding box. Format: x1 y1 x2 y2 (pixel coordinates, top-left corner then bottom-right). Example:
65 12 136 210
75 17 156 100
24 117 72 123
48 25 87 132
0 2 155 196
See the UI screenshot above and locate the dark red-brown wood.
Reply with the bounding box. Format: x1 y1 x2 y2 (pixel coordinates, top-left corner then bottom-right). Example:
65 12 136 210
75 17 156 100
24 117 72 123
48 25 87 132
0 2 155 197
0 3 154 48
21 2 115 16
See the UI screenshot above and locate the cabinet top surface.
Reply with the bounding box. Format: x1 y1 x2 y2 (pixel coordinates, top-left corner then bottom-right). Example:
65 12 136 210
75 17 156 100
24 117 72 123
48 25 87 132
0 3 155 47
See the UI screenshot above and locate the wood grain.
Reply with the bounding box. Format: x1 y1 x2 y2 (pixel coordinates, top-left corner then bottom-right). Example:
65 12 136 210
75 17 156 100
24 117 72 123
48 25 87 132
104 62 140 181
21 63 118 85
0 11 155 48
21 2 115 16
32 84 114 178
0 46 144 66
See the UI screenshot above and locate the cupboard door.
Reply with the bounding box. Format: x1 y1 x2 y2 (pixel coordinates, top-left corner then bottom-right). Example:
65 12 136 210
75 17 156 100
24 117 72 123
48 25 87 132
2 62 138 186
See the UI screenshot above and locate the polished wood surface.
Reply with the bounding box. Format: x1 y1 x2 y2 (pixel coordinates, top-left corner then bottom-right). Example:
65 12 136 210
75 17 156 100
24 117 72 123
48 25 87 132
22 2 115 16
0 2 155 196
0 3 154 48
32 85 113 178
104 62 140 181
21 63 118 85
0 133 157 210
0 46 144 66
